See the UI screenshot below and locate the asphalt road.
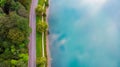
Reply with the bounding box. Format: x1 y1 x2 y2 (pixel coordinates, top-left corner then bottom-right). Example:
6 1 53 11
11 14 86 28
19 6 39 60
28 0 38 67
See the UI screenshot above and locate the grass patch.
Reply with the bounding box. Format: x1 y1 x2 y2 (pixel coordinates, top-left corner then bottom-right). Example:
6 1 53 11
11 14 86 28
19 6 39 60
36 13 42 57
36 32 42 57
36 0 48 67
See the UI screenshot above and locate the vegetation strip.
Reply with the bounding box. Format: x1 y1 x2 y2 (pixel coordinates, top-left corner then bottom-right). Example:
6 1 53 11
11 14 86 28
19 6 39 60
36 0 49 67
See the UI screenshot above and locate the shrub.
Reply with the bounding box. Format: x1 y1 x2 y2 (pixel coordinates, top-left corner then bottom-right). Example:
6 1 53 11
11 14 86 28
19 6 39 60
36 57 47 65
35 5 44 16
37 21 48 33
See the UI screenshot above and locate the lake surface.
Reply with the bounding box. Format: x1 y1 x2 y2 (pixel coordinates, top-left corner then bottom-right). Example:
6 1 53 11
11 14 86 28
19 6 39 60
48 0 120 67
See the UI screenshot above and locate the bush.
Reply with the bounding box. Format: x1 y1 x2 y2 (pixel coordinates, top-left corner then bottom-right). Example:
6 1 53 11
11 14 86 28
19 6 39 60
17 2 28 18
37 21 48 33
35 5 44 16
36 57 47 65
45 0 49 7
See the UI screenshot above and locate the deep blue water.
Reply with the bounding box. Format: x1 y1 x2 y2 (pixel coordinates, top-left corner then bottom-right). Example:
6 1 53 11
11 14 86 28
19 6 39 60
48 0 120 67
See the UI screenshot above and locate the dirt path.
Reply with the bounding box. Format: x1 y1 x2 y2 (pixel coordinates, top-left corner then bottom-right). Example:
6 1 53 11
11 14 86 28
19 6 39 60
46 0 51 66
28 0 38 67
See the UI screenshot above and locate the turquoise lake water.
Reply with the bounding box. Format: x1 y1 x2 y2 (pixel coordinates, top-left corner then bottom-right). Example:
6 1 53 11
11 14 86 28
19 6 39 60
48 0 120 67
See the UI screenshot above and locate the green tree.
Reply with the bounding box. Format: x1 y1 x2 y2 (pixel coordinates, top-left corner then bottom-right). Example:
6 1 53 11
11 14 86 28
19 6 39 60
0 0 6 7
0 12 30 46
19 53 28 62
36 57 46 65
45 0 49 7
0 60 11 67
37 21 48 33
0 0 12 14
17 0 31 10
17 2 28 18
36 5 44 16
10 1 20 11
11 59 18 66
16 59 28 67
7 28 25 44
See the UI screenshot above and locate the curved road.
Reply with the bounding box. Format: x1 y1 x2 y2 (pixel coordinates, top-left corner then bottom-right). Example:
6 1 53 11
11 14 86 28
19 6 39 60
28 0 38 67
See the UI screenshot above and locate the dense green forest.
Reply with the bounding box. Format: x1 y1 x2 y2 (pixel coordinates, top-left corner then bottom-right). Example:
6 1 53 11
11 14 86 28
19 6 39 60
0 0 31 67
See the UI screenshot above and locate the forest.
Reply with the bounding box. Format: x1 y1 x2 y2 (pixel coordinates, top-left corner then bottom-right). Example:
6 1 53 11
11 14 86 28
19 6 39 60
0 0 31 67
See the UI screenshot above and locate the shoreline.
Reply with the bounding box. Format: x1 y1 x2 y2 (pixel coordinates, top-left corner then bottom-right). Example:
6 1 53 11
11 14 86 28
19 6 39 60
46 0 51 67
46 32 51 67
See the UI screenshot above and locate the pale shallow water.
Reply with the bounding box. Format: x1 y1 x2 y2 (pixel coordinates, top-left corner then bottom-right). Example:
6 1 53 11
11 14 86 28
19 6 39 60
48 0 120 67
